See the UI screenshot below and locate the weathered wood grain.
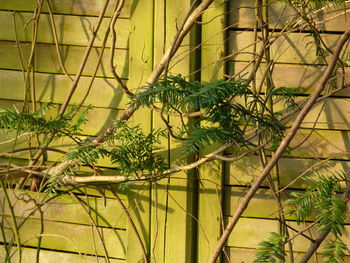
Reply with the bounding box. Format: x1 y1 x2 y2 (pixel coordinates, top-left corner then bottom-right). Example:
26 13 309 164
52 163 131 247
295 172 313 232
0 246 125 263
0 0 130 18
226 217 350 254
228 0 350 32
228 62 350 97
227 31 347 65
0 41 128 78
224 186 350 223
0 11 129 48
225 155 350 188
0 189 127 228
1 216 127 258
0 70 129 109
198 1 226 262
223 247 350 263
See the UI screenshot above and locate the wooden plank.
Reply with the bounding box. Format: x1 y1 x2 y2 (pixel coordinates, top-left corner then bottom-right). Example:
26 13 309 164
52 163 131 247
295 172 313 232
0 11 129 48
288 129 350 160
228 0 350 32
160 0 201 262
277 97 350 130
0 41 128 78
227 31 346 65
230 95 350 130
227 218 350 255
1 216 127 258
224 186 350 223
0 246 125 263
226 217 350 255
126 0 154 261
201 0 226 81
150 0 168 262
198 1 226 262
225 156 350 189
0 189 127 228
228 62 350 98
0 70 129 109
0 0 130 18
223 247 350 263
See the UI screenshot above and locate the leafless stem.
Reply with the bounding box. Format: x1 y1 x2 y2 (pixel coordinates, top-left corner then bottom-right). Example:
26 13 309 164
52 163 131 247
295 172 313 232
109 0 133 96
58 0 111 116
45 0 73 81
109 187 148 263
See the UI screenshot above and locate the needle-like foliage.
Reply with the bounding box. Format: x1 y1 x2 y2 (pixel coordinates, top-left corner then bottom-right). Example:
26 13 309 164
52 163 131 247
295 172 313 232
132 75 288 154
254 232 287 263
0 103 91 138
322 239 347 263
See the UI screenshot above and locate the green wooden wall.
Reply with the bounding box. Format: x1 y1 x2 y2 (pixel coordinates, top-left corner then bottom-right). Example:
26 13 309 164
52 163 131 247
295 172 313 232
0 1 350 262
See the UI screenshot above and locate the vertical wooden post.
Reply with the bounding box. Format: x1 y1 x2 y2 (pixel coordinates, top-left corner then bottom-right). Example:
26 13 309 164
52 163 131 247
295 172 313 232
127 0 154 262
150 0 200 262
198 1 226 262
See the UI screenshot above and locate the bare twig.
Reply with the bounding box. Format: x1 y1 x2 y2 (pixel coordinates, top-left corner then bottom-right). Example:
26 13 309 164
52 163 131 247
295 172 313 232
109 187 148 263
45 0 73 81
109 0 133 96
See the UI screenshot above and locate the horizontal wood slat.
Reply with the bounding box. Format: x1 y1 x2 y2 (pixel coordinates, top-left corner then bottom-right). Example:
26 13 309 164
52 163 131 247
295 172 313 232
0 189 127 228
228 62 350 97
0 70 129 109
0 246 125 263
225 156 350 188
1 216 127 258
226 217 350 254
0 0 130 18
228 31 346 65
228 0 350 32
223 247 350 263
0 11 129 48
0 41 128 78
224 186 350 223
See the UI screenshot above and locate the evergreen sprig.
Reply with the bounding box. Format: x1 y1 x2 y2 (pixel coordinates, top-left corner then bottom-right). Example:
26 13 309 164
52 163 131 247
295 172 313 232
286 172 348 236
0 104 91 137
61 121 167 180
254 232 287 263
132 75 288 154
322 239 347 263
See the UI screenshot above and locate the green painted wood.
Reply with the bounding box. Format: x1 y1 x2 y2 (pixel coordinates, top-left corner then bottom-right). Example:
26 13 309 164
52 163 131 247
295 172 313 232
224 186 350 223
223 247 350 263
226 217 350 254
228 62 350 98
0 10 129 48
0 41 128 78
228 31 347 65
0 70 129 109
150 1 167 263
0 0 130 18
198 1 226 262
228 0 350 32
0 189 127 228
1 216 127 258
201 0 226 82
0 246 125 263
126 0 154 261
160 1 201 262
225 156 350 188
